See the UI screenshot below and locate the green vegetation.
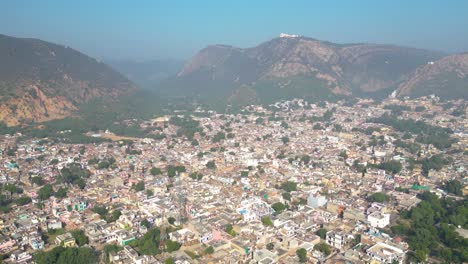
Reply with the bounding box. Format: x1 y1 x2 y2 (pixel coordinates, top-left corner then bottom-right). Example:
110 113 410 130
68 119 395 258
442 180 463 196
58 163 91 189
132 181 145 192
225 224 236 237
315 228 327 239
371 160 402 175
421 154 450 176
271 202 287 214
369 113 456 149
71 230 89 246
367 192 390 203
204 246 214 255
170 115 201 139
280 181 297 192
314 242 331 256
150 167 162 175
296 248 307 262
167 165 186 177
38 184 54 200
206 160 216 169
34 246 97 264
261 216 273 226
390 192 468 263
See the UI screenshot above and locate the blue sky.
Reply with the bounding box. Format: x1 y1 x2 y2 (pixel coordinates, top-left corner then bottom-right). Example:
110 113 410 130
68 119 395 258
1 0 467 60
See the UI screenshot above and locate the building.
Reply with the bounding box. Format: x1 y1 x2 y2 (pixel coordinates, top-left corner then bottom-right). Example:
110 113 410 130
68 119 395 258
367 212 390 228
326 230 348 249
308 193 327 208
367 242 405 264
55 233 76 247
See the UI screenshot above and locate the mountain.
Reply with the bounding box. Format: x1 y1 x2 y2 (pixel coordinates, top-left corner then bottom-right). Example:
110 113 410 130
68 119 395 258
106 59 183 89
0 34 136 126
162 34 443 106
394 53 468 99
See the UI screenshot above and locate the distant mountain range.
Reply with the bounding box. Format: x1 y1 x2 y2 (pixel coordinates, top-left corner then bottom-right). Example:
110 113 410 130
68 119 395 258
0 33 467 126
106 59 183 89
0 34 136 126
161 34 468 106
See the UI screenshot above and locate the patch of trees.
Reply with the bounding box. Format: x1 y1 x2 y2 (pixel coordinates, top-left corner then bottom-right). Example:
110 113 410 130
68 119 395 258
296 248 307 262
91 205 121 223
367 192 390 203
167 165 186 177
33 246 97 264
58 163 91 189
314 242 331 256
189 172 203 181
394 139 421 154
206 160 216 169
280 181 297 192
421 154 450 176
261 216 273 226
132 181 145 192
212 132 226 143
369 114 455 149
442 180 463 196
369 160 402 175
272 202 287 214
170 116 201 140
390 192 468 263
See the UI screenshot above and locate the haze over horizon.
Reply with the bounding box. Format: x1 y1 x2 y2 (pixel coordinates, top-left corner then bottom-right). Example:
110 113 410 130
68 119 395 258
2 0 468 61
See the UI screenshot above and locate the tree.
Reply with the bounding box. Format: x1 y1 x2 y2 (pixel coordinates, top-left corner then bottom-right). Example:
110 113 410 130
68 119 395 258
314 242 331 256
38 184 54 200
164 258 174 264
132 181 145 192
165 240 181 253
204 246 214 255
281 136 289 144
141 219 151 228
206 160 216 169
261 216 273 226
266 242 274 250
281 181 297 192
168 217 176 225
146 189 154 198
71 230 89 246
282 192 291 201
15 196 32 206
367 192 389 203
31 176 45 186
225 224 236 236
315 228 327 239
296 248 307 263
442 180 462 196
55 187 68 198
271 202 287 214
150 167 162 176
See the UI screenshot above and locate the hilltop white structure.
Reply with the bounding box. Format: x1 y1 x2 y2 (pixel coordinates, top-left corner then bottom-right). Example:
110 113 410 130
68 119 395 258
280 33 300 38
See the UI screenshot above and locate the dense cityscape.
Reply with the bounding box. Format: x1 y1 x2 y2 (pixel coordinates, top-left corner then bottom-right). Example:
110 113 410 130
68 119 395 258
1 96 466 264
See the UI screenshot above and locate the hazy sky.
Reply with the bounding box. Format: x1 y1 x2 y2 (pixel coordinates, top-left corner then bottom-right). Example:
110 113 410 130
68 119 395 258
2 0 468 60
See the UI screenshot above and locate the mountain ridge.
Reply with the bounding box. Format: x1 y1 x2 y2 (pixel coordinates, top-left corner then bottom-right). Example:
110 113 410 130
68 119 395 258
162 35 447 105
0 34 136 126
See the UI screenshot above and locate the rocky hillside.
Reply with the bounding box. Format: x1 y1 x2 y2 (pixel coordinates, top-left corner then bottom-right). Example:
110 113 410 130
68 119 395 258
0 34 136 126
162 35 442 105
395 53 468 99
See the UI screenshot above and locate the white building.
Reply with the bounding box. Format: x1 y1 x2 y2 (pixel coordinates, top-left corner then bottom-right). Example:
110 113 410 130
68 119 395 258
367 242 405 264
367 211 390 228
307 193 327 208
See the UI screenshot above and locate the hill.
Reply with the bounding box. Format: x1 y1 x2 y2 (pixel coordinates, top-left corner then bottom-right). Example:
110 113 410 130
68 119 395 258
394 53 468 99
161 34 443 106
0 34 136 126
